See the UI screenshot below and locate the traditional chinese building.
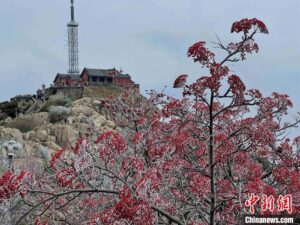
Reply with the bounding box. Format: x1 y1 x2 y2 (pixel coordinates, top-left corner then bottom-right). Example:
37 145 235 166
53 68 136 87
53 1 138 89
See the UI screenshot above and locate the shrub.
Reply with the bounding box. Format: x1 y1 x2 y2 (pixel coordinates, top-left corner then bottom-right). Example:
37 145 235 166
40 94 71 112
49 94 71 106
48 106 70 123
4 115 46 132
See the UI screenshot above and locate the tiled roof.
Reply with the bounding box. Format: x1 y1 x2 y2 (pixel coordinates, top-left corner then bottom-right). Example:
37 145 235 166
54 74 80 82
84 68 131 78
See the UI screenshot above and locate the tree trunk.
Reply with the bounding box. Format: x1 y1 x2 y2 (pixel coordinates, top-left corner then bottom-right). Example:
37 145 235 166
209 93 215 225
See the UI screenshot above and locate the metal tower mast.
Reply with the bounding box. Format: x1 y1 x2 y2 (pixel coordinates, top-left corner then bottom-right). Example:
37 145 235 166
67 0 79 74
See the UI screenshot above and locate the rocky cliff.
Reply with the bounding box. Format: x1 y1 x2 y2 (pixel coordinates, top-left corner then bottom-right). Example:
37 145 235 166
0 97 119 174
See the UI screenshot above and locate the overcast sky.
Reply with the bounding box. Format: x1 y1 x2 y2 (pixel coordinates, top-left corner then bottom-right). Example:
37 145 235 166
0 0 299 118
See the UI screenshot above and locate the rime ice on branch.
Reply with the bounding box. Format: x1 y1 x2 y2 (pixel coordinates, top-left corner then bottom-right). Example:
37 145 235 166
1 18 300 225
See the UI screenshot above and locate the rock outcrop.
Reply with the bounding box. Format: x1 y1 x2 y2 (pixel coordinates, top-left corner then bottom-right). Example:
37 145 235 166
0 97 118 173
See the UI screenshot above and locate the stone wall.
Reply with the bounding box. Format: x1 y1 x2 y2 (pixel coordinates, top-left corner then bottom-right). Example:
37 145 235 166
52 84 140 101
82 84 139 99
82 85 123 99
55 87 84 100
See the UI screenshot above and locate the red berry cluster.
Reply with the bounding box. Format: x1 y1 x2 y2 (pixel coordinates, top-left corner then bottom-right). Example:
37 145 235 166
187 41 215 66
231 18 268 34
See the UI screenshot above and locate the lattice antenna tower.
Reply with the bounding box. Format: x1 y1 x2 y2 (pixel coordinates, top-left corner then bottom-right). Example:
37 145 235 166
67 0 79 74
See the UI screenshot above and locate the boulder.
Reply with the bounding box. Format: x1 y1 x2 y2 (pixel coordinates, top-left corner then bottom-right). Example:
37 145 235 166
92 99 101 106
30 144 47 158
25 125 55 143
93 115 117 131
50 125 78 147
71 97 92 108
71 123 89 138
34 129 48 142
0 127 24 144
23 131 35 141
45 141 61 152
67 117 74 124
31 112 49 124
70 106 96 117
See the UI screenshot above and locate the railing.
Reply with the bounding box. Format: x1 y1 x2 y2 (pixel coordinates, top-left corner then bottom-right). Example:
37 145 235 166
25 97 37 114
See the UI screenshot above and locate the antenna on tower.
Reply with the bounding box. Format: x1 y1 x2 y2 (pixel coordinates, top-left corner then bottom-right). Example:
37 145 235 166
71 0 75 21
67 0 79 74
